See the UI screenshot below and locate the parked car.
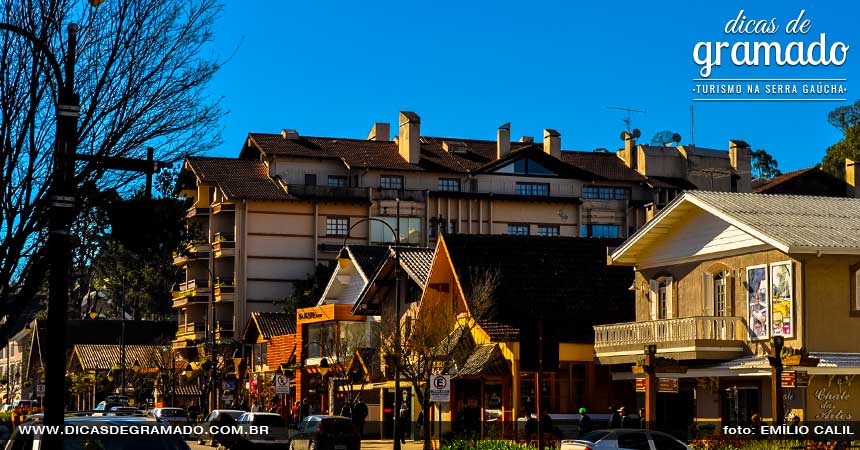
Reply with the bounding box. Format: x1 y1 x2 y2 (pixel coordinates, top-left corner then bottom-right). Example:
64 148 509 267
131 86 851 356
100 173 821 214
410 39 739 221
4 415 191 450
198 409 246 446
151 407 189 426
0 404 13 412
236 412 291 449
10 400 39 409
95 394 130 412
108 406 144 416
561 429 690 450
290 415 360 450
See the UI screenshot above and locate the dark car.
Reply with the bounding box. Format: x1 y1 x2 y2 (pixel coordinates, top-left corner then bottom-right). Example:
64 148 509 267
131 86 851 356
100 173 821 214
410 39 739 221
290 415 360 450
233 412 291 449
198 409 245 446
3 415 191 450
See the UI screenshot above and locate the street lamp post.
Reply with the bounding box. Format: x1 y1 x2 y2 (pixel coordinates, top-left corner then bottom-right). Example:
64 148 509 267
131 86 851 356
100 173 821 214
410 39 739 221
341 205 402 450
768 336 785 425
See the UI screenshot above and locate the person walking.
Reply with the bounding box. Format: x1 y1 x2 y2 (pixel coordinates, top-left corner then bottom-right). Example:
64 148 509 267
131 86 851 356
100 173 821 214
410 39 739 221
397 403 409 444
415 409 424 442
608 406 621 428
352 397 368 438
638 408 646 429
340 400 352 418
578 407 593 436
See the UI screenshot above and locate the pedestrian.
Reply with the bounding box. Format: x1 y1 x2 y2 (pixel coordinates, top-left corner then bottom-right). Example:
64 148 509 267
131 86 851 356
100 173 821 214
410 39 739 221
397 403 409 444
415 409 424 441
619 407 635 428
352 397 368 438
608 406 621 428
300 398 311 421
578 407 593 436
240 396 250 411
540 410 553 438
251 401 261 412
187 401 200 425
638 408 646 429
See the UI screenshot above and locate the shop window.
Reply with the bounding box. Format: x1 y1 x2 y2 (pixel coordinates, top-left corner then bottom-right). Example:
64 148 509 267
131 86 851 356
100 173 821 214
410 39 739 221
507 224 529 236
536 225 559 237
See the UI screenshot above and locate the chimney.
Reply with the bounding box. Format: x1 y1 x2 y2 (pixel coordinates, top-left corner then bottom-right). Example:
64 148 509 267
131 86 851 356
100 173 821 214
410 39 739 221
543 129 561 159
846 158 859 198
729 140 752 192
398 111 421 164
280 129 299 140
366 122 390 141
497 123 511 160
619 131 637 169
519 136 534 144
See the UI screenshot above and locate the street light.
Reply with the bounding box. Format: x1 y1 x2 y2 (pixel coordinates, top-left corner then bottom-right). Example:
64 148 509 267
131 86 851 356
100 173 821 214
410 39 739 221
132 360 141 374
768 336 785 425
341 204 403 450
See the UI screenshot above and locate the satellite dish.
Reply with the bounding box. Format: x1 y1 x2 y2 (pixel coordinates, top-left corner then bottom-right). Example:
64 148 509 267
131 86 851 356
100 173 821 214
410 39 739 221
632 128 641 139
672 133 682 143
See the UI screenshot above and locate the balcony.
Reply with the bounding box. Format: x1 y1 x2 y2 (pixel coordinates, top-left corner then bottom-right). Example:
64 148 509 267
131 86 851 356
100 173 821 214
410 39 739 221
214 278 235 302
214 320 233 340
213 203 236 214
175 322 206 341
286 184 370 202
593 316 746 365
172 243 210 266
186 206 211 218
213 233 235 258
171 279 210 307
373 188 426 202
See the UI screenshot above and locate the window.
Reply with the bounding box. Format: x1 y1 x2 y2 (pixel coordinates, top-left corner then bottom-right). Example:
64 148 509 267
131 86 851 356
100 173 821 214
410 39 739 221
437 178 461 192
580 224 620 238
714 272 729 317
496 158 557 176
507 224 529 236
326 217 349 237
649 277 673 320
852 263 860 313
304 174 317 186
305 323 335 359
582 186 630 200
617 432 651 450
536 225 560 236
370 217 423 244
515 182 550 196
380 175 403 190
327 175 348 188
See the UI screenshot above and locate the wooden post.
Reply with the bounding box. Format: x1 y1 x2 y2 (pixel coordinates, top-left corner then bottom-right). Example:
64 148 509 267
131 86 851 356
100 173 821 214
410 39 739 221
643 344 657 430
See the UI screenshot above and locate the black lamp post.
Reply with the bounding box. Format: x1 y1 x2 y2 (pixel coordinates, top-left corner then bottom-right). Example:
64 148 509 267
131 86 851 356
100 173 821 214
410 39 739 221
768 336 785 425
342 204 402 450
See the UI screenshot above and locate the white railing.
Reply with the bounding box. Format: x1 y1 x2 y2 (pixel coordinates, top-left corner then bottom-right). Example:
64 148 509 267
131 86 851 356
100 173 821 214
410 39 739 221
593 316 745 348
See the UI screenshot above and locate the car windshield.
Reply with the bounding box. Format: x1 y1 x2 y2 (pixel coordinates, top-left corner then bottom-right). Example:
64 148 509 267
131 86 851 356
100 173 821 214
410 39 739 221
321 418 354 433
580 431 611 443
159 409 186 417
251 415 286 427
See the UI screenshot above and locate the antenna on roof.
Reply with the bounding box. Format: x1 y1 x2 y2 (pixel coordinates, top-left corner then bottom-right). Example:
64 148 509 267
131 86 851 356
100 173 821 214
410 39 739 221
606 106 646 132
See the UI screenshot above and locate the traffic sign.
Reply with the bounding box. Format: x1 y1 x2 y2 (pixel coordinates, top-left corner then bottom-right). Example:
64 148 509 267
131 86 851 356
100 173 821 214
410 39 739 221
36 384 46 397
429 375 451 402
275 374 290 394
781 371 796 388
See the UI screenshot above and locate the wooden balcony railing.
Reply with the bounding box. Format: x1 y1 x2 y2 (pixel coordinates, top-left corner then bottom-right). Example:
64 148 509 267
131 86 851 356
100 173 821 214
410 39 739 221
594 316 746 348
178 279 210 292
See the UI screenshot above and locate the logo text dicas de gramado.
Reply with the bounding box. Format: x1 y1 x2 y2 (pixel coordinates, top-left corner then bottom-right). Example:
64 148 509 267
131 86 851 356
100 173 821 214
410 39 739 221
693 10 849 79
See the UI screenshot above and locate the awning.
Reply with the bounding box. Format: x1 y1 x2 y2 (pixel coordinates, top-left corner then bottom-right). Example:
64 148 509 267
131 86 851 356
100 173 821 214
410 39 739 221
611 353 860 380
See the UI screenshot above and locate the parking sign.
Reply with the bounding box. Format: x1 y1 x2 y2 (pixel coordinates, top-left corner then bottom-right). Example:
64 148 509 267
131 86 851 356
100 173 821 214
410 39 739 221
429 375 450 402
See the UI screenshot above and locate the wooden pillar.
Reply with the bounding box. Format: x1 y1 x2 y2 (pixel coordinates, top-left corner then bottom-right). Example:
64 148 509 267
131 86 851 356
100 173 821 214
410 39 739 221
644 344 657 429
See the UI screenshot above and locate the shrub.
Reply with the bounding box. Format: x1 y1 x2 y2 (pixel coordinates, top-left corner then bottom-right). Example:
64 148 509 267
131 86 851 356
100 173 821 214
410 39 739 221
440 440 538 450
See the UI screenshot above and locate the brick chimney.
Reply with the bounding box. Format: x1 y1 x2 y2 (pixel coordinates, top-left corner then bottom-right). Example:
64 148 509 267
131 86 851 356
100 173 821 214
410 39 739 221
398 111 421 164
497 123 511 160
729 140 752 192
846 158 859 198
280 129 299 140
366 123 390 141
543 129 561 159
619 131 637 169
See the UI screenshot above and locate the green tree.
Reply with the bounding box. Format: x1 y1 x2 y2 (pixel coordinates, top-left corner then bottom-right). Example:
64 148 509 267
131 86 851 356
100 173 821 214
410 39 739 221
282 264 335 316
751 149 783 180
822 100 860 178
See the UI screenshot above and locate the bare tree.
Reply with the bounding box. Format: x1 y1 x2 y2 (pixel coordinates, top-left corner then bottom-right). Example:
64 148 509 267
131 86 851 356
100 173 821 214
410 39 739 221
0 0 224 335
377 269 498 450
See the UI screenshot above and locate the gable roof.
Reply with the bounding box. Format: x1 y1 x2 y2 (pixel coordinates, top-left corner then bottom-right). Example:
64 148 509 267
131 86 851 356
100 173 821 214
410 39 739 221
351 246 436 314
753 167 849 197
246 312 296 341
475 146 599 180
344 245 391 281
560 151 649 183
611 191 860 265
71 344 164 371
186 157 293 201
442 234 634 343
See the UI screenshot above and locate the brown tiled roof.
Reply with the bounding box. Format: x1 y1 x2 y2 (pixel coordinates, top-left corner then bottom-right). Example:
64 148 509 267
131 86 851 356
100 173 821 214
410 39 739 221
753 168 817 192
646 176 699 190
454 344 509 378
173 385 203 396
752 167 848 197
72 344 164 371
560 151 648 183
477 320 520 342
345 245 390 281
443 234 634 343
186 157 293 201
396 247 435 288
251 312 296 340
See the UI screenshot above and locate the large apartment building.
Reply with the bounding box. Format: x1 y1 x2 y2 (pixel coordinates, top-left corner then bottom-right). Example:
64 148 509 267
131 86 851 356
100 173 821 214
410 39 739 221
171 111 753 353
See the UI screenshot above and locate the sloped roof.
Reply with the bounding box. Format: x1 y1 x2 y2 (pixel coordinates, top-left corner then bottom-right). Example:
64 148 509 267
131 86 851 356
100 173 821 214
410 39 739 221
753 167 849 197
397 247 435 288
185 157 293 201
250 312 296 340
477 320 520 342
454 344 509 378
443 234 634 343
611 191 860 264
345 245 390 281
560 151 648 182
72 344 164 371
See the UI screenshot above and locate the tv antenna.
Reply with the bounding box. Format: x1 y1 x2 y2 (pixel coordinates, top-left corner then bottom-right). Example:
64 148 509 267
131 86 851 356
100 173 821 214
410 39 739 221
606 106 647 132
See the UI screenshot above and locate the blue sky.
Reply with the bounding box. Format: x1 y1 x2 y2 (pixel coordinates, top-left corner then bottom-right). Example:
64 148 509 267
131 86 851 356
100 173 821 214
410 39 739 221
205 0 859 172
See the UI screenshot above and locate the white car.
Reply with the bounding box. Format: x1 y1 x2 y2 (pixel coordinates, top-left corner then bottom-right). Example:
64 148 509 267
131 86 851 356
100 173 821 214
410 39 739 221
236 412 291 448
561 429 690 450
151 407 189 426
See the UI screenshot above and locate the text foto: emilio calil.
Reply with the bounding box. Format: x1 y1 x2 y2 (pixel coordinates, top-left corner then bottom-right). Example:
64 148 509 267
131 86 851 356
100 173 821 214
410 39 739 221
723 425 854 436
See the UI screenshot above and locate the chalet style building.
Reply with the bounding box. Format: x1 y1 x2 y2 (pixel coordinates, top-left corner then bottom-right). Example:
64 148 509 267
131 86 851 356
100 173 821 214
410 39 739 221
596 191 860 432
171 110 754 356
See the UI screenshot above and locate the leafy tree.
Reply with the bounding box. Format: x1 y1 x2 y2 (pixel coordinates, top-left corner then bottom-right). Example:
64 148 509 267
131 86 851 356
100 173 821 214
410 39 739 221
282 263 335 316
0 0 224 337
751 149 783 180
822 100 860 178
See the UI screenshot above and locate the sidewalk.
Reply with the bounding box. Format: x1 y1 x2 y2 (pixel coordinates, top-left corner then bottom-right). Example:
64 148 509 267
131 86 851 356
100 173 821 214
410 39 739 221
361 440 439 450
